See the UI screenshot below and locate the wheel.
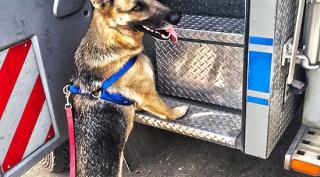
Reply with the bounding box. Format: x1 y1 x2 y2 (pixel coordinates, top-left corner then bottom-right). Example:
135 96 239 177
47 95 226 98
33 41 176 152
40 141 69 173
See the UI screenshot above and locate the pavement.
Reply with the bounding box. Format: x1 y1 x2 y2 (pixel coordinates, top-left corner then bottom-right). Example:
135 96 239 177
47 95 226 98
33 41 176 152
22 114 309 177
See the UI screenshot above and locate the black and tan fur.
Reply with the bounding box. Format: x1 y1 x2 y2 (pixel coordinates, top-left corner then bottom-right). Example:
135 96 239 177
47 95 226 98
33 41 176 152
71 0 187 176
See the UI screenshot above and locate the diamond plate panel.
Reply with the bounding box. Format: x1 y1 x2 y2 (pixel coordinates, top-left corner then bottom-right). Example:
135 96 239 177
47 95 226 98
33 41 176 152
135 96 242 148
177 15 245 33
156 40 243 109
175 15 245 44
266 0 301 156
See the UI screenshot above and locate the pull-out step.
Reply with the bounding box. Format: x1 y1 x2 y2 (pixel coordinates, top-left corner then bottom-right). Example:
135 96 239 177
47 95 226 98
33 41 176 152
285 125 320 176
135 96 242 149
155 15 245 109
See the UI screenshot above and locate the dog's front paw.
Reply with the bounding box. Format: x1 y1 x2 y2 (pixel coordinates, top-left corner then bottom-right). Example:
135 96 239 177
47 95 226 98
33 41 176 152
168 105 188 120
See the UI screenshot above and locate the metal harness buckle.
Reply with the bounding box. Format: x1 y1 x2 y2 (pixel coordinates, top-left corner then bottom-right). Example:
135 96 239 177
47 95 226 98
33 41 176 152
63 85 72 108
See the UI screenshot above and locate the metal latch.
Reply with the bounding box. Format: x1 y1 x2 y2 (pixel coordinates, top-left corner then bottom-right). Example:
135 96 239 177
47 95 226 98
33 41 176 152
281 0 320 86
282 0 306 85
282 38 320 70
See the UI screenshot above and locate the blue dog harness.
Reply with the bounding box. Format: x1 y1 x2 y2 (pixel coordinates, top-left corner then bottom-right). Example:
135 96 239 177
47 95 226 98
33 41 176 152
67 55 138 106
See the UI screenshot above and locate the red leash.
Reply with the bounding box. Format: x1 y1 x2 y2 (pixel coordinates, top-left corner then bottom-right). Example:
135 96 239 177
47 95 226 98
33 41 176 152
64 86 76 177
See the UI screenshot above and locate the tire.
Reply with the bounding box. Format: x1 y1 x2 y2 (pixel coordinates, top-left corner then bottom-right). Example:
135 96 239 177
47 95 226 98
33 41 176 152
40 141 69 173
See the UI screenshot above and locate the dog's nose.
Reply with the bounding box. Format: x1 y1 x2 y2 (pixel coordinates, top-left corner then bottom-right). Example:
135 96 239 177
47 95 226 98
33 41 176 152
165 11 182 25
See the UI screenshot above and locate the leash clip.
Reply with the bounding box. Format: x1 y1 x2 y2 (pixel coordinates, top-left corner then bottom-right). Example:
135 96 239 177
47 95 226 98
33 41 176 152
63 85 72 108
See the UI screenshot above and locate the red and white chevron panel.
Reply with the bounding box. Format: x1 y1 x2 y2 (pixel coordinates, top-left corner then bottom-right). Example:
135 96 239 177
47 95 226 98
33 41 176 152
0 40 55 173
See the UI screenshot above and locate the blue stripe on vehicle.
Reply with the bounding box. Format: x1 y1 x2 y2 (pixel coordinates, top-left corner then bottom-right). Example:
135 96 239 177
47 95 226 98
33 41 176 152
248 51 272 93
247 96 269 106
249 36 273 46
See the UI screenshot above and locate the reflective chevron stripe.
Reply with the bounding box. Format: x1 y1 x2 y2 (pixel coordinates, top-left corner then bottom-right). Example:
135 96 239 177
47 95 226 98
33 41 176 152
0 40 55 173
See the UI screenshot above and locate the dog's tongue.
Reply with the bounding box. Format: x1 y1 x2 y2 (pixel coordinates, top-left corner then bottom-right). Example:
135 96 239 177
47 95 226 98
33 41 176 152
166 26 178 44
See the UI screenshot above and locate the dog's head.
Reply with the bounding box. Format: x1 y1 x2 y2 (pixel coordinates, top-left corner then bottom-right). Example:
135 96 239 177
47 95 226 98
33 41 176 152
90 0 181 43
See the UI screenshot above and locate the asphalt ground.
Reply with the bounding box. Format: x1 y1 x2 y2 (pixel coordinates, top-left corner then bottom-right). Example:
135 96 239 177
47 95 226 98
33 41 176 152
23 114 309 177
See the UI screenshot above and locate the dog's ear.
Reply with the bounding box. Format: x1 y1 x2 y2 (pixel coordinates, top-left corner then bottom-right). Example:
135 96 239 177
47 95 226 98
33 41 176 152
90 0 112 9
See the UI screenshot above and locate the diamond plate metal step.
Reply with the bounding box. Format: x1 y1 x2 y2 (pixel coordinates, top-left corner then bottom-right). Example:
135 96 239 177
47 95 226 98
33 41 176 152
135 96 242 149
155 15 244 109
285 125 320 172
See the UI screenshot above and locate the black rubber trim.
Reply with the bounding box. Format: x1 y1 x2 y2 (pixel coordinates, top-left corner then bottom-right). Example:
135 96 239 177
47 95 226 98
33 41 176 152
40 141 69 173
179 37 244 48
241 0 250 152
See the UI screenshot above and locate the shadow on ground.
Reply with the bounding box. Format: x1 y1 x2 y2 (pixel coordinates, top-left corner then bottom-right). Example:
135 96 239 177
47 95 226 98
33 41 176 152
124 114 309 177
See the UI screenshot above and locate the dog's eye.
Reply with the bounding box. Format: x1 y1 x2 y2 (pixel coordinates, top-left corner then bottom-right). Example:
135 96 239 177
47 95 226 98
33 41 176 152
131 2 144 11
132 5 141 11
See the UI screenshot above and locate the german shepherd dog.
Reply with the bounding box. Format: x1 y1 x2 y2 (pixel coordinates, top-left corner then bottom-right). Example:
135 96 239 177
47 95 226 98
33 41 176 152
71 0 188 176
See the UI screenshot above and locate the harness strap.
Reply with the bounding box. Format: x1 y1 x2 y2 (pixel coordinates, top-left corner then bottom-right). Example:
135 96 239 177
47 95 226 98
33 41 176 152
69 85 82 94
68 55 137 106
100 91 133 105
101 55 138 90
